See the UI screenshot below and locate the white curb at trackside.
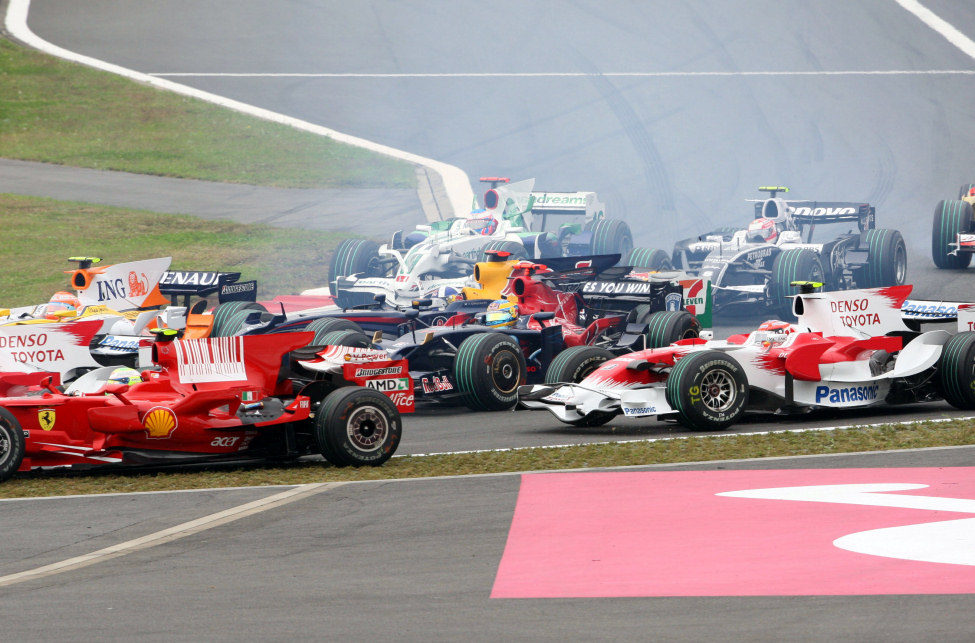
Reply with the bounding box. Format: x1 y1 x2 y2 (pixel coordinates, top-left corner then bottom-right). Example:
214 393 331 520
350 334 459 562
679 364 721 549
3 0 475 220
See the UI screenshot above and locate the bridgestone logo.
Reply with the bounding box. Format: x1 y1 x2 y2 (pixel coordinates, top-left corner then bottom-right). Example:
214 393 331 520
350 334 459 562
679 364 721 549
355 366 400 377
221 283 255 294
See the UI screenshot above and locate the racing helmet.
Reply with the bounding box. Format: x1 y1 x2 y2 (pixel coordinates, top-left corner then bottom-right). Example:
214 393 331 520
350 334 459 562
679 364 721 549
427 285 464 304
746 217 779 243
46 291 81 317
756 319 794 346
969 187 975 197
108 366 142 387
483 299 518 328
467 216 499 236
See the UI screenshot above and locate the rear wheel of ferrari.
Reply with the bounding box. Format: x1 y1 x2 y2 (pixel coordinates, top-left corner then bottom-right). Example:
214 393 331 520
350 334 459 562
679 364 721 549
315 388 401 466
0 408 25 483
862 228 907 287
932 199 973 269
624 247 672 271
211 301 267 337
770 248 825 319
938 332 975 409
590 218 633 259
304 317 364 345
665 351 748 430
958 183 975 199
454 333 526 411
544 346 617 427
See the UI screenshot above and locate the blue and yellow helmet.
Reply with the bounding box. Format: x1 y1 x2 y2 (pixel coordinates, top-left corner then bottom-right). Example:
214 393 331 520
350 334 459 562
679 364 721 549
484 299 518 328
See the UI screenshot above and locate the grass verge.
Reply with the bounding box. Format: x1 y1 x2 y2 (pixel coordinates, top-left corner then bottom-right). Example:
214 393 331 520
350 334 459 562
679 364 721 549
3 418 974 499
0 193 349 304
0 39 415 188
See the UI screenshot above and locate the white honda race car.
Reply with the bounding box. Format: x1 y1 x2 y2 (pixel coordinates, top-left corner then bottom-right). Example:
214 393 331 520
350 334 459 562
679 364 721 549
316 177 635 308
519 282 975 430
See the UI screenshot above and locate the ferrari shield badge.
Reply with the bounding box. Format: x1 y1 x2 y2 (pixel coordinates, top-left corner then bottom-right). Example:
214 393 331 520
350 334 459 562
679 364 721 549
38 408 56 431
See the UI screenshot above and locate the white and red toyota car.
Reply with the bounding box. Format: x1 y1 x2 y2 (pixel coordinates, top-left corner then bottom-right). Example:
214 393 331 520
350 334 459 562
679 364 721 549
519 282 975 430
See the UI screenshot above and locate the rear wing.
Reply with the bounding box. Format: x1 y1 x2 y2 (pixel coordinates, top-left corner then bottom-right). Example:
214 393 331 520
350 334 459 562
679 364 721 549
902 298 975 332
529 191 606 229
158 271 256 306
779 201 874 225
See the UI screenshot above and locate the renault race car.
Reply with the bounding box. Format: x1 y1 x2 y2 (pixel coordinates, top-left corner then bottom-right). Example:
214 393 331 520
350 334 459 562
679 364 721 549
319 177 634 308
663 187 907 317
931 182 975 269
519 282 975 430
0 329 411 483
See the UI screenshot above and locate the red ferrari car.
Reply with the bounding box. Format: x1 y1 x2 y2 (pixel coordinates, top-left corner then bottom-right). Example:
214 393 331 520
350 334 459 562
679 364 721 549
0 330 412 483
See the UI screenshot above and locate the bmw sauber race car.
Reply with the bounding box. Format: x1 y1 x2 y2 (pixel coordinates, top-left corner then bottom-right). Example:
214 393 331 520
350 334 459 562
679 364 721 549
320 177 634 308
931 182 975 269
520 282 975 430
665 187 906 317
0 329 410 483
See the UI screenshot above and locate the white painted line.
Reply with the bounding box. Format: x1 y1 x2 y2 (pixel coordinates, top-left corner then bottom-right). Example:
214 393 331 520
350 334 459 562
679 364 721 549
895 0 975 61
403 414 975 457
2 0 474 219
149 70 975 78
0 482 340 587
0 484 302 503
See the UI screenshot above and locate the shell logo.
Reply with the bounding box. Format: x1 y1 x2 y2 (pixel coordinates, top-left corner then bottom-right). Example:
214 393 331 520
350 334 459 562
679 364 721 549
143 407 178 439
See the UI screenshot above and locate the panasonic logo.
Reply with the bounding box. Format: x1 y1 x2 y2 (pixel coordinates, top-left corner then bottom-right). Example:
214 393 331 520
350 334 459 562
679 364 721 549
815 385 879 404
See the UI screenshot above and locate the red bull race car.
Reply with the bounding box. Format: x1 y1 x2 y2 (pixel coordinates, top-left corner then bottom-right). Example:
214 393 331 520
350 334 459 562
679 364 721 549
520 282 975 429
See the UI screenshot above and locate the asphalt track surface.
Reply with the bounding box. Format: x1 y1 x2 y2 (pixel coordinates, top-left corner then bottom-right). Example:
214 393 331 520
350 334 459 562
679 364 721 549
22 0 975 306
4 447 975 640
6 2 975 637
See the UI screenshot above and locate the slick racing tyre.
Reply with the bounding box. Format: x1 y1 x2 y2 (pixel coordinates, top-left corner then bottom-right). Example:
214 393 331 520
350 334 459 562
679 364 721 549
959 183 975 199
211 302 267 337
770 248 825 319
862 228 907 287
481 240 528 261
317 329 373 349
545 346 616 384
315 387 401 466
624 247 673 271
665 351 748 431
590 218 634 259
0 408 25 483
932 199 973 269
937 331 975 410
544 346 617 427
637 310 700 348
454 333 526 411
303 317 364 345
328 239 384 296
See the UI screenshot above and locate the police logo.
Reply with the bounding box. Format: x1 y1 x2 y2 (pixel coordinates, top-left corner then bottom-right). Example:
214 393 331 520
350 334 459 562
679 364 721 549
665 293 682 311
